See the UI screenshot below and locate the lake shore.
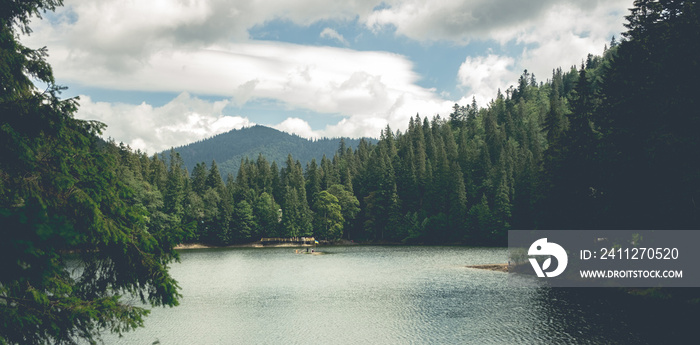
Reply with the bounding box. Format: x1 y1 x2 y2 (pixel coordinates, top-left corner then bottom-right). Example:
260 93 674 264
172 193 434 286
174 239 358 250
466 264 509 272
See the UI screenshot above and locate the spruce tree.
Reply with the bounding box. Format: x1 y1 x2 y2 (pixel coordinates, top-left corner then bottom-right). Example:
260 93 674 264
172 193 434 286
0 2 180 342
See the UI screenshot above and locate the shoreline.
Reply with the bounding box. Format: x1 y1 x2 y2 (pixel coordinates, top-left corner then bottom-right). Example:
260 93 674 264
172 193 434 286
174 239 357 250
174 242 307 250
466 264 509 272
174 241 509 250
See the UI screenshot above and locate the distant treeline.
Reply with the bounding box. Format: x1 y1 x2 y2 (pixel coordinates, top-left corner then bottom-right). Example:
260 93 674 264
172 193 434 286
112 0 700 245
171 125 373 178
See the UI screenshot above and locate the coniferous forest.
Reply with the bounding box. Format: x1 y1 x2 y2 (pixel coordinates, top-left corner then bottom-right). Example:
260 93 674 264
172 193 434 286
123 0 699 245
2 0 699 343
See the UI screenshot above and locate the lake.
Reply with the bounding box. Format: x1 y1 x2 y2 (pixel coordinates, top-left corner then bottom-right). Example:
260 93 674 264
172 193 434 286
106 246 691 344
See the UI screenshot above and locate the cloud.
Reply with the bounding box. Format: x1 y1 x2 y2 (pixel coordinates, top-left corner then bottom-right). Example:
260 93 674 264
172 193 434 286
75 92 252 153
37 37 436 115
458 54 516 106
516 2 627 80
273 118 318 139
28 0 633 76
233 79 260 106
335 98 452 137
21 0 634 148
365 0 631 44
41 38 449 139
30 0 379 53
449 1 631 105
320 28 349 46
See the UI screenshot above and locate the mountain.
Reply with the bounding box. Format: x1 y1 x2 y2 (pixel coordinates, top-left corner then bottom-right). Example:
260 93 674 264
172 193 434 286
170 125 375 178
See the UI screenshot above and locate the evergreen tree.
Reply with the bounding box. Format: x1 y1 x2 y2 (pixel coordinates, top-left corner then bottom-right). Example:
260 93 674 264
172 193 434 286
149 154 168 191
205 160 224 191
321 155 339 190
190 162 208 196
597 0 700 229
544 64 600 229
0 2 180 342
447 162 468 241
270 161 282 204
467 194 495 244
164 149 185 217
253 192 281 238
305 159 321 207
542 69 567 144
327 184 360 238
312 191 344 240
232 200 256 242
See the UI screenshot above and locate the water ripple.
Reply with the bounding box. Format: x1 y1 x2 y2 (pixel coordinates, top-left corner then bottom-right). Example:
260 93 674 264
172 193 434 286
101 246 677 344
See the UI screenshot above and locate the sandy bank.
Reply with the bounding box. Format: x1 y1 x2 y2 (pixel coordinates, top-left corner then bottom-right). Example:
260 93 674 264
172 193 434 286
466 264 509 272
174 239 359 250
174 243 212 250
173 242 322 250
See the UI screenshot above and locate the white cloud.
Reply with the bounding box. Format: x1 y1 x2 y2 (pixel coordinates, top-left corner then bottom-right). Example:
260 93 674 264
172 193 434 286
458 54 516 106
30 0 380 53
21 0 634 147
320 28 349 46
35 36 439 117
516 2 628 80
318 93 453 139
450 0 631 105
75 93 252 153
273 118 318 139
365 0 631 44
42 38 448 140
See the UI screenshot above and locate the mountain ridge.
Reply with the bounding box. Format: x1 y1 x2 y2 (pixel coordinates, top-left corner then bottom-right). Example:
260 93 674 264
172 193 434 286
169 125 375 177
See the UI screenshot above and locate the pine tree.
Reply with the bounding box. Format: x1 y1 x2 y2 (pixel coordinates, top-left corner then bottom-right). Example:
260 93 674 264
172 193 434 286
305 159 321 207
447 162 468 241
312 191 344 240
597 0 700 229
190 162 208 196
542 69 567 144
327 184 360 238
205 160 224 191
149 154 168 191
0 2 180 342
164 149 185 217
253 192 280 237
232 200 256 242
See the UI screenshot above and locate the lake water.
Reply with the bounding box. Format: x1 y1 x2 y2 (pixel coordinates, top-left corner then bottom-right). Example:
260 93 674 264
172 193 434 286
106 246 691 344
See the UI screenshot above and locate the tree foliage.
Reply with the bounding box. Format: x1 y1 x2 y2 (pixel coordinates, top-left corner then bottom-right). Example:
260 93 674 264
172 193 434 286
0 1 180 343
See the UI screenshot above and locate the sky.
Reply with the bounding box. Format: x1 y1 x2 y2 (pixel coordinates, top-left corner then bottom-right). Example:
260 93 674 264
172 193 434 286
21 0 634 154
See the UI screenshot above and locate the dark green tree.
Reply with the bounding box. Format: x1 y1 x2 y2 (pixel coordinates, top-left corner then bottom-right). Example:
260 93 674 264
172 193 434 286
327 184 360 238
232 200 256 242
0 2 180 343
253 192 281 238
596 0 700 229
190 162 208 196
312 191 344 240
305 159 321 207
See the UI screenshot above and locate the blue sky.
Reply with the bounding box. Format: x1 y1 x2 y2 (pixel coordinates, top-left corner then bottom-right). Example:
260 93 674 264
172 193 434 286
22 0 633 153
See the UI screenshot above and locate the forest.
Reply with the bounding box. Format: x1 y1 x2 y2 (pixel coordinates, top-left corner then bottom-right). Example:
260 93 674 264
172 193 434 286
80 0 700 246
171 124 372 179
1 0 699 343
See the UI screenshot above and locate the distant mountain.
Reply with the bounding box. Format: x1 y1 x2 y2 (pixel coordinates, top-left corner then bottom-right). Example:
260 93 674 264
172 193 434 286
170 125 375 178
